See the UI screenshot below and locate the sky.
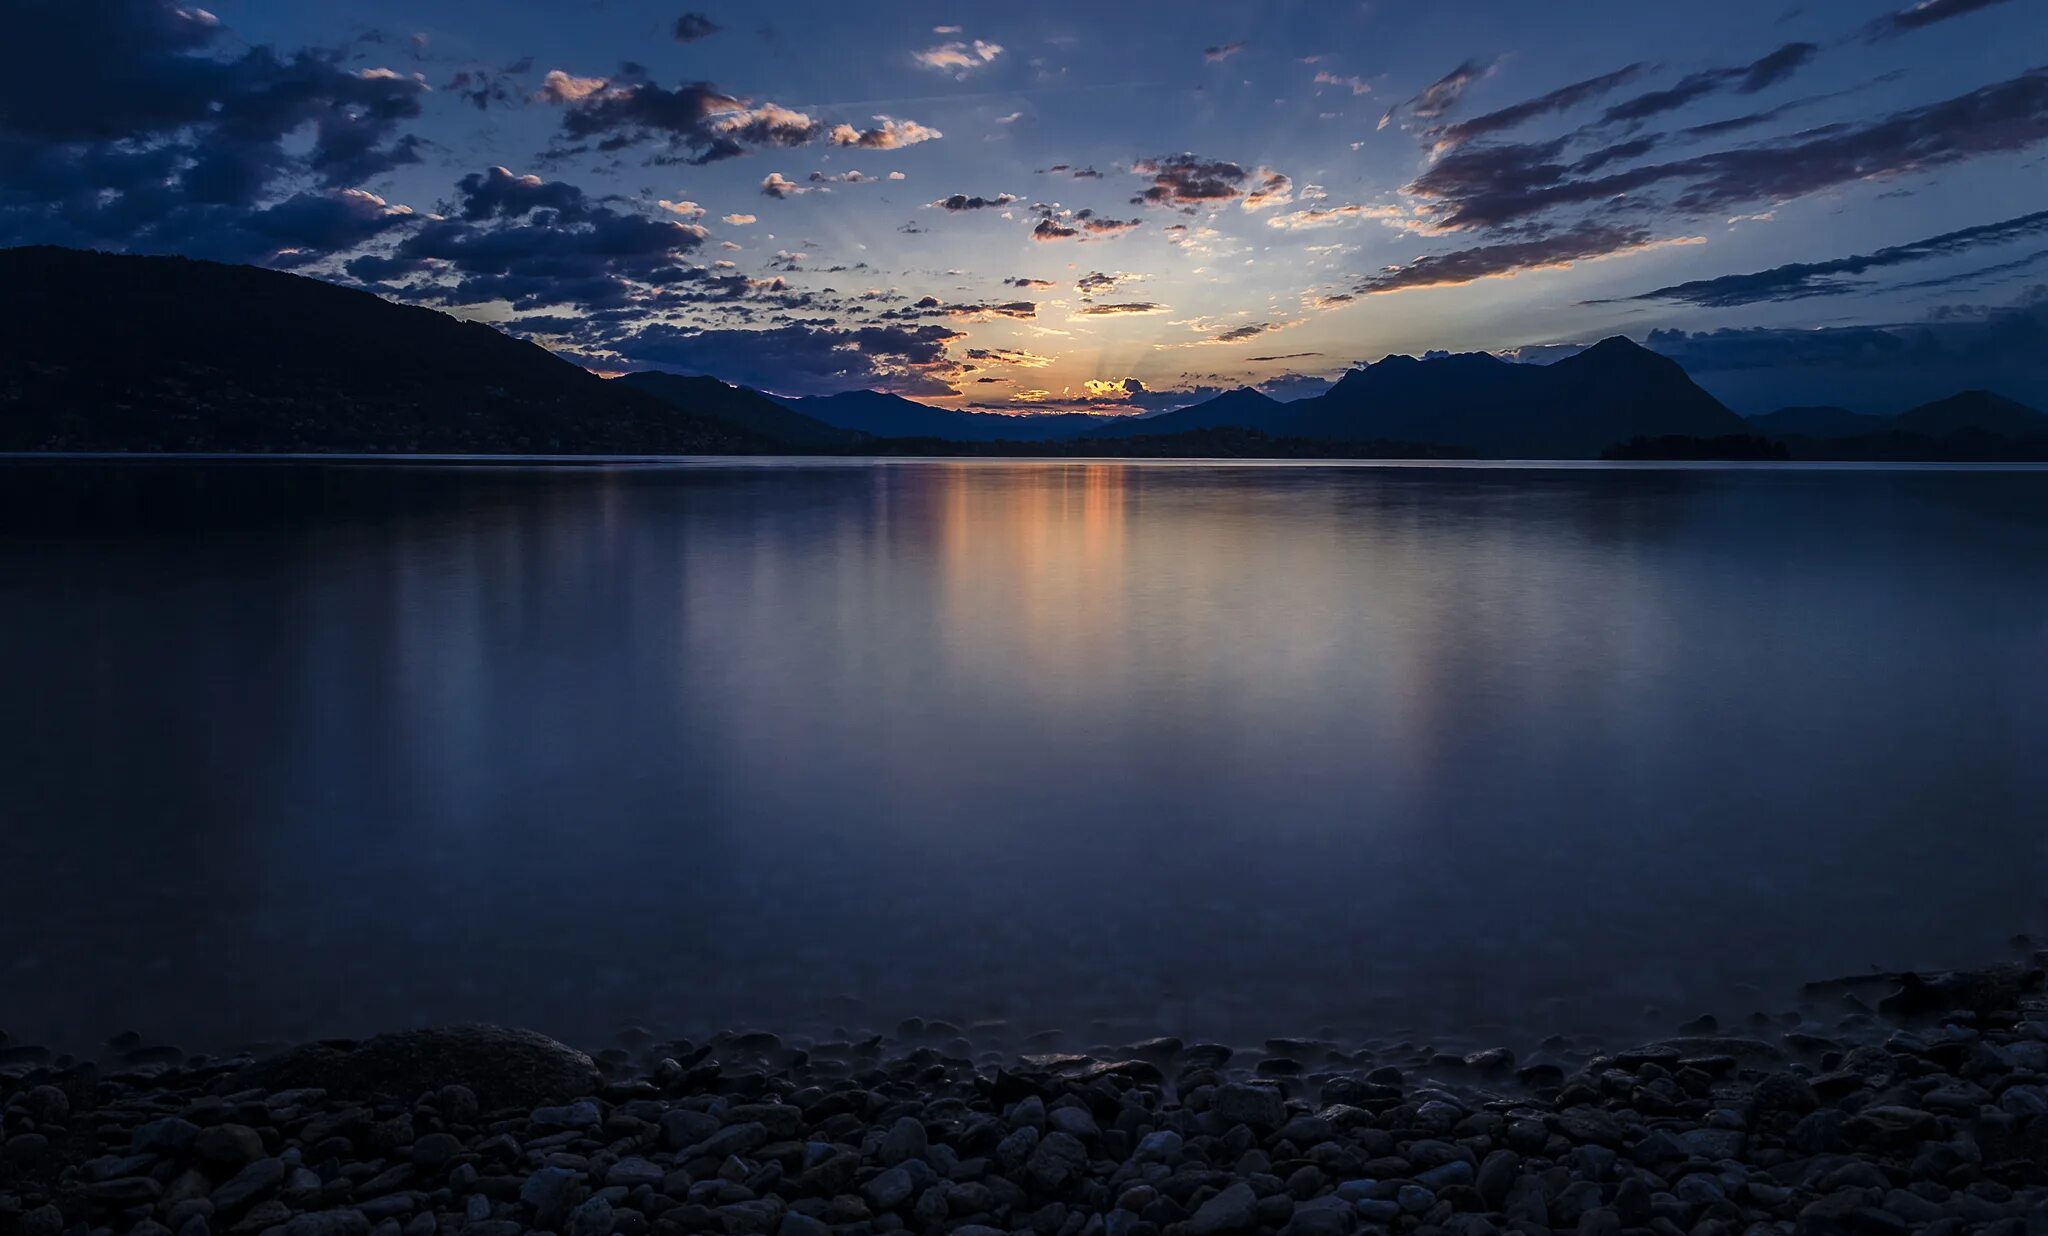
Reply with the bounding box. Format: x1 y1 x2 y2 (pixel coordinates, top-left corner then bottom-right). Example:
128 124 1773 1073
4 0 2046 413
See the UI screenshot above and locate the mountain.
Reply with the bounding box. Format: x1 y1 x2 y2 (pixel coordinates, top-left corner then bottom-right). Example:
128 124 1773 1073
782 390 1122 442
1747 405 1880 438
613 371 860 449
1892 390 2048 438
1086 388 1281 439
1091 337 1748 457
0 246 769 454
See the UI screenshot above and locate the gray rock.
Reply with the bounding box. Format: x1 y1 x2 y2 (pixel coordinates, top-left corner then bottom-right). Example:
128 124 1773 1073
1024 1130 1088 1191
280 1211 372 1236
194 1124 265 1169
659 1108 721 1151
777 1216 830 1236
1134 1130 1183 1163
567 1196 615 1236
605 1157 664 1189
21 1206 65 1236
862 1166 913 1212
237 1026 599 1111
133 1117 203 1154
520 1166 582 1228
878 1115 927 1166
208 1158 286 1215
1212 1084 1286 1130
1189 1182 1259 1236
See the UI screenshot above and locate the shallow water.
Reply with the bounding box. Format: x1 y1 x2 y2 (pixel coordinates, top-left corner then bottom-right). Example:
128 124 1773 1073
3 457 2046 1054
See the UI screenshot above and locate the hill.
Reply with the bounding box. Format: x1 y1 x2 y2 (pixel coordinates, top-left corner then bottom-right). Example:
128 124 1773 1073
613 371 860 449
1746 406 1880 439
783 390 1123 442
1086 388 1282 439
1891 390 2048 438
0 247 771 455
1089 338 1748 457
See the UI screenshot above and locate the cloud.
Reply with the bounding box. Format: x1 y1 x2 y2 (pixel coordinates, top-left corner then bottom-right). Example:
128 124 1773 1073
943 300 1038 321
1314 71 1373 97
550 70 822 164
613 321 968 396
1076 270 1138 296
1206 322 1278 343
0 0 428 260
1131 154 1258 207
722 212 756 225
1005 277 1058 288
933 193 1017 210
1265 203 1411 230
1428 64 1645 148
672 12 720 41
828 117 942 149
457 166 586 220
1077 302 1167 315
967 346 1054 368
1866 0 2018 39
913 40 1004 73
1406 68 2048 232
1641 290 2048 410
1617 209 2048 307
1240 170 1294 211
1205 41 1246 63
1353 223 1694 294
345 167 716 316
537 70 609 103
1030 205 1142 241
1601 43 1818 124
760 172 808 198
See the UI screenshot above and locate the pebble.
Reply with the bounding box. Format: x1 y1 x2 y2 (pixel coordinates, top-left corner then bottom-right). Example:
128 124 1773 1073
0 957 2041 1236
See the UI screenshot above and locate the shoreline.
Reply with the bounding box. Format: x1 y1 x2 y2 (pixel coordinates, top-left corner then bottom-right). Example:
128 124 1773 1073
9 452 2048 472
5 955 2045 1236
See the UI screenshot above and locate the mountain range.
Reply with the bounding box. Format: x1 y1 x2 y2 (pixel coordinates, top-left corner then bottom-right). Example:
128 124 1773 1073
3 245 2041 460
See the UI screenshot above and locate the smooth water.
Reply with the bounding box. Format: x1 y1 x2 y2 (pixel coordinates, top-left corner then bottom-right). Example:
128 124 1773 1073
3 458 2046 1054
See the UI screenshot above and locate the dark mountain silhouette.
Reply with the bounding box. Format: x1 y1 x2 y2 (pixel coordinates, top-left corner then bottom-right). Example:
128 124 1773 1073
1088 338 1747 457
1087 388 1281 439
0 247 770 454
779 390 1122 442
1892 390 2048 438
1746 405 1880 438
613 371 860 449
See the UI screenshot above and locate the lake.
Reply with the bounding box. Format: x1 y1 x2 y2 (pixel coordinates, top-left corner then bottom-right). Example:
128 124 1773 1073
3 457 2045 1056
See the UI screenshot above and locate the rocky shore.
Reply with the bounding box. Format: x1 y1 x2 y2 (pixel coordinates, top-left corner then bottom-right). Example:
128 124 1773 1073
4 958 2046 1236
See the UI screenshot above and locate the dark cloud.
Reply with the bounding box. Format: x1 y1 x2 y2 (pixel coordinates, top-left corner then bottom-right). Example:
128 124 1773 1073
610 322 967 396
1204 42 1246 63
1866 0 2017 39
1131 154 1250 206
673 13 721 42
346 167 711 314
1618 209 2048 307
1430 64 1645 148
1077 302 1167 315
0 0 427 260
1408 68 2048 232
933 193 1018 211
457 166 589 220
1210 323 1276 342
1005 277 1058 288
1354 224 1664 294
550 69 821 164
1412 59 1489 120
1643 290 2048 411
1602 43 1816 125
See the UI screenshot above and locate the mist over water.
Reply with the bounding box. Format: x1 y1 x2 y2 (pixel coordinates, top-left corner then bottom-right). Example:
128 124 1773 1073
3 459 2046 1055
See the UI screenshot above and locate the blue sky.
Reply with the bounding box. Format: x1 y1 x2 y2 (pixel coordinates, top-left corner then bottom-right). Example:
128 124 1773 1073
6 0 2046 411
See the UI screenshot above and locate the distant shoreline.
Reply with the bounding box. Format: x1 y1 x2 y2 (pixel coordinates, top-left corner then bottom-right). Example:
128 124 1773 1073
7 452 2048 472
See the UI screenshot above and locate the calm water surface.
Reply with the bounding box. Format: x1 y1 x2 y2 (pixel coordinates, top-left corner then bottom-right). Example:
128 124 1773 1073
3 458 2046 1053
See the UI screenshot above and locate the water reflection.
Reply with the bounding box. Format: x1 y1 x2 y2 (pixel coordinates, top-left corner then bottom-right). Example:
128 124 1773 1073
2 460 2045 1052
